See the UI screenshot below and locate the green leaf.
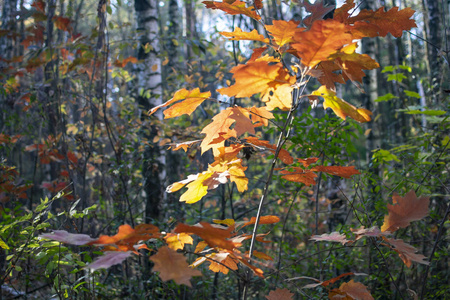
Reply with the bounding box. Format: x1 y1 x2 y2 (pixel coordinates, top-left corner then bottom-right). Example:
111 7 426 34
372 149 400 163
374 93 398 102
387 73 407 82
404 90 421 98
406 110 446 116
382 65 395 73
0 238 9 250
106 5 112 15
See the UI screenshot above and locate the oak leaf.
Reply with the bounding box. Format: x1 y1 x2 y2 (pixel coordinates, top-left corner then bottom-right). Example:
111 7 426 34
241 215 280 228
200 107 255 153
291 19 352 67
174 222 237 251
244 136 294 165
332 280 374 300
87 251 133 270
203 0 261 20
149 88 211 118
265 288 294 300
150 246 202 287
380 190 429 232
351 226 390 240
312 165 360 178
312 85 372 123
310 232 349 245
164 233 194 251
302 0 335 28
382 237 429 267
220 27 269 44
266 20 301 48
91 224 160 251
280 167 317 186
39 230 97 245
261 84 294 111
218 60 295 98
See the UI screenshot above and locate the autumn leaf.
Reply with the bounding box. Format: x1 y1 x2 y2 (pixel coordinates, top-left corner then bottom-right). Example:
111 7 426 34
351 226 391 240
302 0 335 28
203 0 261 20
174 222 237 251
39 230 97 245
261 84 294 111
218 60 295 98
312 85 372 123
113 56 138 68
87 251 133 270
148 88 211 118
266 20 301 48
168 140 201 152
265 288 294 300
332 280 374 300
241 215 280 228
209 158 248 192
164 233 194 251
220 27 269 44
280 167 317 186
348 6 417 38
381 190 430 232
301 272 365 289
150 246 202 287
291 19 352 67
312 165 360 178
247 106 274 127
244 136 294 165
200 107 255 154
382 238 429 267
310 232 350 245
192 252 239 274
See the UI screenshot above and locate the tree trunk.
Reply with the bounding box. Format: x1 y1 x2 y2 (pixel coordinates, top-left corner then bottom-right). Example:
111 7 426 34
134 0 164 222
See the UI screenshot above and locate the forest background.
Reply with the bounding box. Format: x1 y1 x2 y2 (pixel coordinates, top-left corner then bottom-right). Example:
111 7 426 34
0 0 449 299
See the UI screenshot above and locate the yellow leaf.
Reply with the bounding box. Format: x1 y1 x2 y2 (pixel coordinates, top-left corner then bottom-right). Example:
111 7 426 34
179 171 213 203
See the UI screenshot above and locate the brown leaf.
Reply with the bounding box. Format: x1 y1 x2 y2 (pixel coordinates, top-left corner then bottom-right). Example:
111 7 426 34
383 238 429 268
150 246 202 287
265 288 294 300
310 232 349 245
381 190 430 232
174 222 238 251
337 280 374 300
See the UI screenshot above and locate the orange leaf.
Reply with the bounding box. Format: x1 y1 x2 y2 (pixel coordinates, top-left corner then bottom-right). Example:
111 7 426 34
149 88 211 118
291 19 352 67
174 222 238 251
53 16 71 32
380 190 430 232
164 233 194 250
220 27 269 44
280 167 317 186
312 86 372 123
200 107 255 154
382 237 429 268
244 136 294 165
113 56 138 68
247 106 274 127
266 20 301 48
218 60 295 98
311 165 360 178
265 288 294 300
302 0 335 28
348 6 416 38
241 215 280 228
261 84 294 111
150 246 202 287
203 0 261 20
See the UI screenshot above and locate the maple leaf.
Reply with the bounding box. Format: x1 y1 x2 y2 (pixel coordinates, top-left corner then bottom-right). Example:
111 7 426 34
39 230 97 245
382 237 429 268
266 20 301 48
87 251 133 270
218 60 295 98
203 0 261 20
265 288 294 300
220 27 269 44
312 85 372 123
331 280 374 300
200 106 255 154
380 190 430 232
310 232 350 245
148 88 211 118
291 19 352 67
174 222 237 251
164 233 194 251
150 246 202 287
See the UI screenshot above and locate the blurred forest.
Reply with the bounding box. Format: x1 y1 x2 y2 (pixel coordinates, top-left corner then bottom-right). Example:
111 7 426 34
0 0 449 299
